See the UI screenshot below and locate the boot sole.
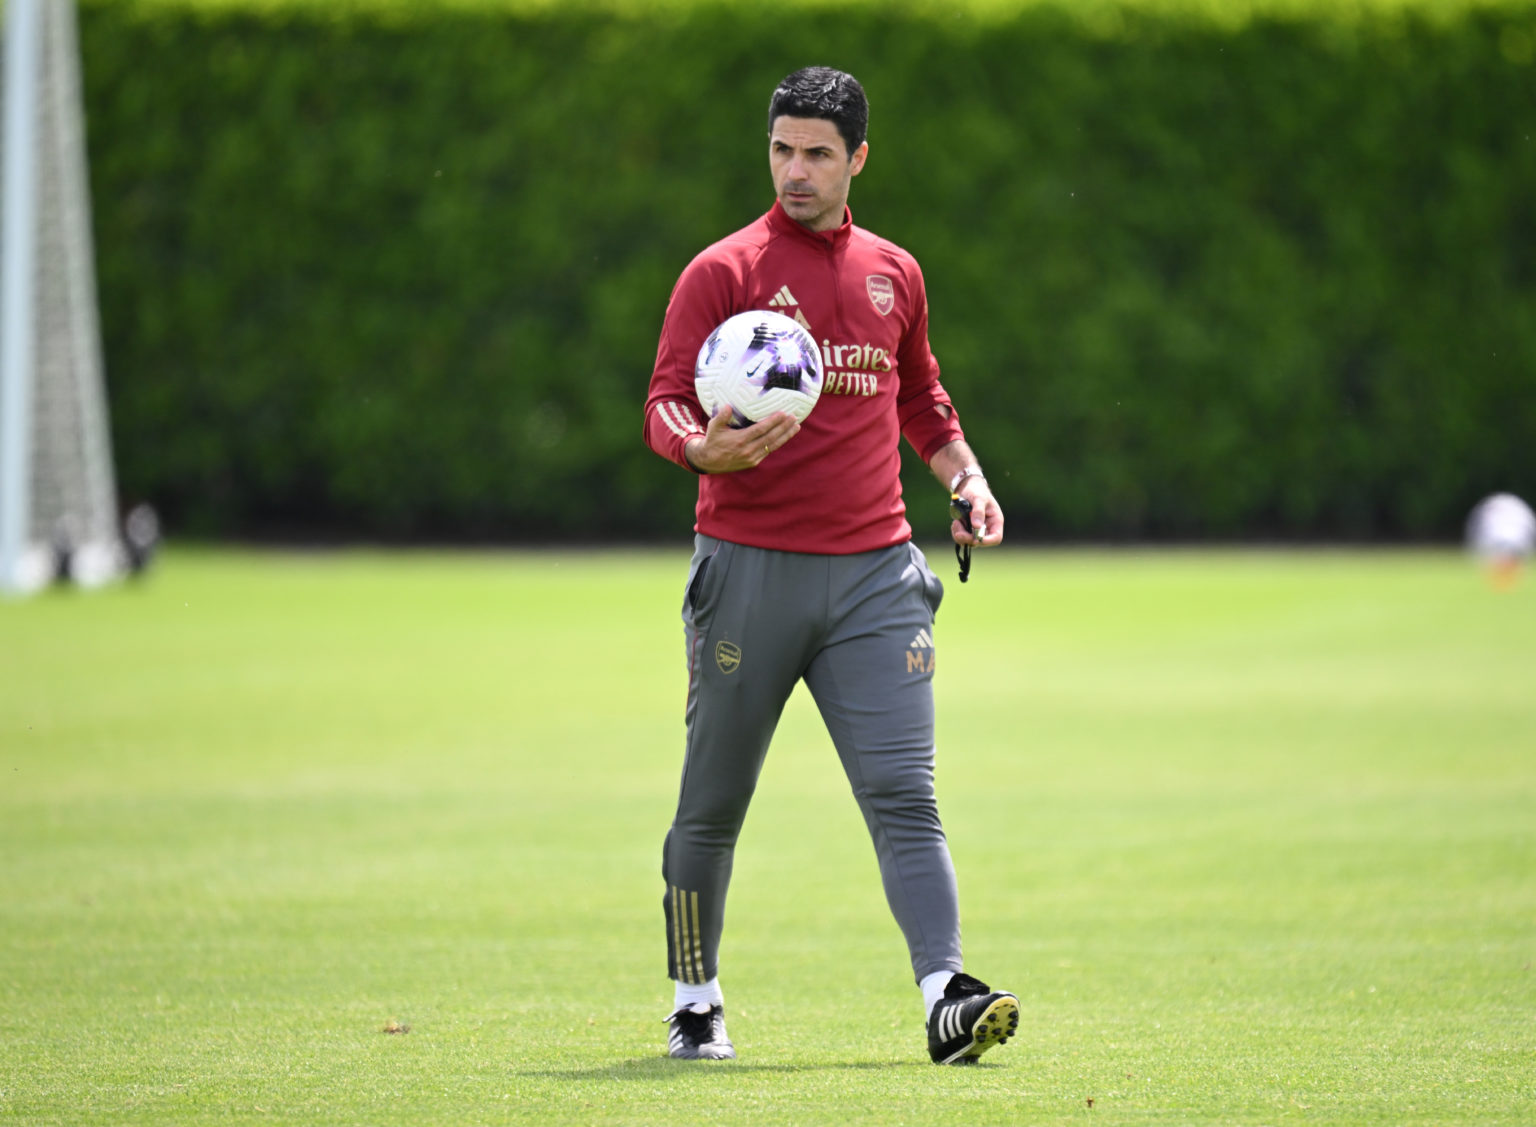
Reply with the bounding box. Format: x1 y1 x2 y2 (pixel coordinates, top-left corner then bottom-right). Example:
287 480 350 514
937 994 1020 1064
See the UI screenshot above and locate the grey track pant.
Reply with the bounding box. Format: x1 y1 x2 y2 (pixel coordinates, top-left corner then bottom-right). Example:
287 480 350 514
663 534 964 986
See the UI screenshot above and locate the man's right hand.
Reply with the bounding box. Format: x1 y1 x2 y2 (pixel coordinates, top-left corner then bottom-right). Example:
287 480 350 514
685 406 801 473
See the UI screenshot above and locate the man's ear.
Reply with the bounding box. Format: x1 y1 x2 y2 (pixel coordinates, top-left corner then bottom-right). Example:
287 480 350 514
850 141 869 177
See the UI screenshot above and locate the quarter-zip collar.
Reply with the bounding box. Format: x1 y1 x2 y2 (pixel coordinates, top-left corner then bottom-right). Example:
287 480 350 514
767 200 853 251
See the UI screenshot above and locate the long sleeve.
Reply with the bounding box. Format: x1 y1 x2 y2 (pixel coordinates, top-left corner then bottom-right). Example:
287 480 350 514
894 265 965 462
643 256 741 472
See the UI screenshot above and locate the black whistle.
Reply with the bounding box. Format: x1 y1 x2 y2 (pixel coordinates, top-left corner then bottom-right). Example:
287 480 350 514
948 493 974 583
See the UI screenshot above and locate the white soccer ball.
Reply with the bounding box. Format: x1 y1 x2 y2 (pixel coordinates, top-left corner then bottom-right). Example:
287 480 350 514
695 310 823 427
1466 492 1536 560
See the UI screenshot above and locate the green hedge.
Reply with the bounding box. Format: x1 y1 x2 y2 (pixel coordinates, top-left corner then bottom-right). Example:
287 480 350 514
80 0 1536 541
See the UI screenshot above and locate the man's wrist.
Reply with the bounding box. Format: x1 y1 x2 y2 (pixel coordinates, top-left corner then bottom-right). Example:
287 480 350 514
948 465 985 493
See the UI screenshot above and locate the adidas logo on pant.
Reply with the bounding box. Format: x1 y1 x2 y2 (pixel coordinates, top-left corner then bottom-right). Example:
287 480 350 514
907 628 935 673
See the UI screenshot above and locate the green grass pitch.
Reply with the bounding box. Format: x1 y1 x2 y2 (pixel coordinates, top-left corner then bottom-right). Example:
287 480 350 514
2 546 1533 1125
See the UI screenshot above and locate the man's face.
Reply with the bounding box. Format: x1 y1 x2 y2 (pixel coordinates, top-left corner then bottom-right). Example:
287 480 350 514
769 116 868 232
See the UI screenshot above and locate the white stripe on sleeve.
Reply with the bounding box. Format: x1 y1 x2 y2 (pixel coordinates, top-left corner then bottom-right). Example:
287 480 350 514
656 401 692 439
659 401 704 438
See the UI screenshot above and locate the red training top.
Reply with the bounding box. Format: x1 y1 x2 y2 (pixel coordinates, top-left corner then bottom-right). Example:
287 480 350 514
644 202 966 555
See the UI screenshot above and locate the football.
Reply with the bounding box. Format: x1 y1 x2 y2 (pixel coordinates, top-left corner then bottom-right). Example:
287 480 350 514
695 310 824 427
1466 493 1536 561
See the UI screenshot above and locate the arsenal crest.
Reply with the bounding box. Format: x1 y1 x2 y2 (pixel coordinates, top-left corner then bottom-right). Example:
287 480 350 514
715 640 741 674
866 274 895 316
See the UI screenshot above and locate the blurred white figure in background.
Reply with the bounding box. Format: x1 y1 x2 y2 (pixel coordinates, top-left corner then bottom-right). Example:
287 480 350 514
1466 493 1536 589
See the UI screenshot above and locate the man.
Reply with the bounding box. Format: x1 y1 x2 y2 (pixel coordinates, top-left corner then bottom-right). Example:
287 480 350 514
642 66 1015 1065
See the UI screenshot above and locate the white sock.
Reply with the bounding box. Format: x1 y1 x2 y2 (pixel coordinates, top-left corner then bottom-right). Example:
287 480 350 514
673 977 724 1012
920 970 956 1019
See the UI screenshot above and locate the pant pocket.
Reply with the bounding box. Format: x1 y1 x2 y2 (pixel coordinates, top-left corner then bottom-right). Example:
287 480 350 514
907 541 944 619
683 536 733 624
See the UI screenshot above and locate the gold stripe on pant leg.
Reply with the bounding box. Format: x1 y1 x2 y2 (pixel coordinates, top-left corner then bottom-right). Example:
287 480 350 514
671 885 693 984
689 890 706 984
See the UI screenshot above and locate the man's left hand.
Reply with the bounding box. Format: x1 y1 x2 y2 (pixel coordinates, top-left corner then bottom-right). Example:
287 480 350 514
951 478 1004 548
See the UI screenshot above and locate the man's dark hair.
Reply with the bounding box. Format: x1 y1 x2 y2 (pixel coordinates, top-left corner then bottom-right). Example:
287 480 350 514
767 67 868 159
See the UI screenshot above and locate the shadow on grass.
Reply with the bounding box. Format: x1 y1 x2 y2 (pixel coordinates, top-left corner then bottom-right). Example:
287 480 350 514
521 1056 1004 1080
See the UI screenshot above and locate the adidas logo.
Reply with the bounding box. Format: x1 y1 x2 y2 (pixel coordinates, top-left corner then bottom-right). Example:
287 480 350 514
767 285 798 308
935 1001 966 1043
907 627 936 673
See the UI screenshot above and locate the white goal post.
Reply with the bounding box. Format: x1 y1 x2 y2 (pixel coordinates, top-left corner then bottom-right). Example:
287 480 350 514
1 0 124 594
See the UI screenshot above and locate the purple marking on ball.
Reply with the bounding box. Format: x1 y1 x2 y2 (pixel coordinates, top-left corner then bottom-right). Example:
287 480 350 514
742 322 815 395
